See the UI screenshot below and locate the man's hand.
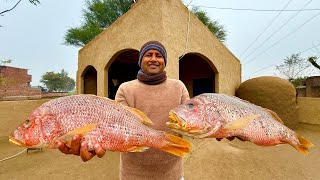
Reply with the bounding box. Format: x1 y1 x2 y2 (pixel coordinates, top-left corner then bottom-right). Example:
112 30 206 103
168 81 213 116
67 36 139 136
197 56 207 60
57 134 106 162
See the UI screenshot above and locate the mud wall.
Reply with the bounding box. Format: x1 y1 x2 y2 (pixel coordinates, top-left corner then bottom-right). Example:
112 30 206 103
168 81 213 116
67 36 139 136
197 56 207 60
0 99 49 137
1 97 320 137
297 97 320 125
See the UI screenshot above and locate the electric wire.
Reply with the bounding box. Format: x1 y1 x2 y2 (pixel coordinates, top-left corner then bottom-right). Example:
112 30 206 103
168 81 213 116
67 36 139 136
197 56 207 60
311 41 320 54
189 5 320 12
243 0 314 63
244 10 320 65
240 0 293 58
248 42 320 76
179 0 194 60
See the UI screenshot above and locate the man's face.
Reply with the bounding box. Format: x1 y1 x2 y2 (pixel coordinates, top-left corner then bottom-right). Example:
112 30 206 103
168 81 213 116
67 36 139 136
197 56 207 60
141 49 165 75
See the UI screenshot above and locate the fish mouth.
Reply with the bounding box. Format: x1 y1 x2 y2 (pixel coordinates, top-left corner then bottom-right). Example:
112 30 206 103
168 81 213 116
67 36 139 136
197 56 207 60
8 138 25 147
167 111 203 135
167 111 218 138
167 110 187 130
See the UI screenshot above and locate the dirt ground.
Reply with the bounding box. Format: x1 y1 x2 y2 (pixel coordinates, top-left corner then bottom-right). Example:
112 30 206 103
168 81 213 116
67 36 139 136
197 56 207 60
0 99 319 179
0 124 319 180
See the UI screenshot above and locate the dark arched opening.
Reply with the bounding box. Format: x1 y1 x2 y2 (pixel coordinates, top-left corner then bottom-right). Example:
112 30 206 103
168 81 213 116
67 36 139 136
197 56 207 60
179 53 217 97
82 66 97 95
107 49 139 99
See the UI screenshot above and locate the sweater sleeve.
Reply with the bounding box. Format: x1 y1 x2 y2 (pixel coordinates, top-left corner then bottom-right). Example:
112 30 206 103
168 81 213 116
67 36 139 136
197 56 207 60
180 81 190 104
115 83 129 106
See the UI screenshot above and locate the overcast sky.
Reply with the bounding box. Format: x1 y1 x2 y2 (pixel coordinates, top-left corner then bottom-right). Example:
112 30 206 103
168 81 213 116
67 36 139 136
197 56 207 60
1 0 320 86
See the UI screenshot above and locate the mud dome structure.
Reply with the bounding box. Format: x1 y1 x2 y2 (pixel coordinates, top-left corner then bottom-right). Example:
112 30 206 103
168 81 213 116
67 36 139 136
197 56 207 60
236 76 299 129
76 0 241 99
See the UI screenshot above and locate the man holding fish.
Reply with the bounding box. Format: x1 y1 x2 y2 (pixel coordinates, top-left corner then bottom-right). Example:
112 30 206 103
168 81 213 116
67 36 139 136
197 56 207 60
10 41 314 180
57 41 191 180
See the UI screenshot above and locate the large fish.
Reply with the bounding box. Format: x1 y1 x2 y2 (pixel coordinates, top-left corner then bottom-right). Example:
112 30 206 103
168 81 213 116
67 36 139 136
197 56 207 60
166 93 314 155
9 95 191 157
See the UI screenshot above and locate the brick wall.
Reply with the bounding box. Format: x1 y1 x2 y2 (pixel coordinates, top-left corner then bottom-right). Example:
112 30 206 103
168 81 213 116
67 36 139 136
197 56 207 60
297 76 320 98
306 76 320 97
0 66 41 97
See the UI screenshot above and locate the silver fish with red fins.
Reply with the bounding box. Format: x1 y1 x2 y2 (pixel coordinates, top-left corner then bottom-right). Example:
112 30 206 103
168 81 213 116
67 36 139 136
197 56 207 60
167 93 314 155
9 95 191 157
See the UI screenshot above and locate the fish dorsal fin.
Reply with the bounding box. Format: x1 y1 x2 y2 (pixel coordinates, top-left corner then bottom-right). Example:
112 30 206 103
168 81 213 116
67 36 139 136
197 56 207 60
58 124 97 145
94 96 154 126
88 95 153 126
264 108 284 124
224 114 260 131
125 106 154 126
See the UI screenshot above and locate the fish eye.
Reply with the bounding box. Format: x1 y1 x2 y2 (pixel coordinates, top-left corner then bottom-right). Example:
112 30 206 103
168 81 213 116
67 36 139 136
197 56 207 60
23 119 31 129
188 103 194 110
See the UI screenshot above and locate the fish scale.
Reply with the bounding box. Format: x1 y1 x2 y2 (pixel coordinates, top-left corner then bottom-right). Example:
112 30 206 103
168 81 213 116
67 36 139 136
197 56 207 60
9 95 191 157
167 93 314 155
202 94 296 142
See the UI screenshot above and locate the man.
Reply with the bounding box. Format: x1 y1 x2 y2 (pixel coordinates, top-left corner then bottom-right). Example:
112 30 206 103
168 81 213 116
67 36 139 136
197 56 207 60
58 41 189 180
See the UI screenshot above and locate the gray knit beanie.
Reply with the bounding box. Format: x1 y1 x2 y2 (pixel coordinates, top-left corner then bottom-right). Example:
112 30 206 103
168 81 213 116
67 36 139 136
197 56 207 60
138 41 167 67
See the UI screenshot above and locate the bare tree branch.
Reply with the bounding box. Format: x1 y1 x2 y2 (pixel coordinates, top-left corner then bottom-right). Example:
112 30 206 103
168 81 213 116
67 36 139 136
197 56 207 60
308 56 320 70
0 0 40 16
276 53 310 80
0 0 23 16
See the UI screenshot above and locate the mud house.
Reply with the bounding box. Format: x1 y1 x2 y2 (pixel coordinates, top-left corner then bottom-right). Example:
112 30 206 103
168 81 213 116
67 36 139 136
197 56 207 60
76 0 241 98
296 76 320 98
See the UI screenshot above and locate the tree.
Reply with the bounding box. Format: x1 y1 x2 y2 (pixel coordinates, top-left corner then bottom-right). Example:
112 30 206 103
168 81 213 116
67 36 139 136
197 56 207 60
0 59 12 66
276 53 311 83
64 0 133 47
64 0 227 47
59 69 76 92
290 76 307 87
191 7 227 43
0 0 40 16
40 69 75 92
308 56 320 70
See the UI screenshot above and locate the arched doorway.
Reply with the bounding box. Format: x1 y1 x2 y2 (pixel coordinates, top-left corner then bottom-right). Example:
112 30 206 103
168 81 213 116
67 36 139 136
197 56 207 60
179 53 217 97
82 66 97 95
107 49 139 99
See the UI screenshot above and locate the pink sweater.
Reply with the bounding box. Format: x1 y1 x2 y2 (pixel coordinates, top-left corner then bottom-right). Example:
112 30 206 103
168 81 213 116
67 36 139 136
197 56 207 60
115 78 190 180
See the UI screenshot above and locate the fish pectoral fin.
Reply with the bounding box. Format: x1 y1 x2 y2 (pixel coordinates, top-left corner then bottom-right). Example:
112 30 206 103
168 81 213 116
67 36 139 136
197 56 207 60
128 146 149 152
264 108 284 124
223 114 260 131
58 134 74 146
126 107 154 126
58 124 97 144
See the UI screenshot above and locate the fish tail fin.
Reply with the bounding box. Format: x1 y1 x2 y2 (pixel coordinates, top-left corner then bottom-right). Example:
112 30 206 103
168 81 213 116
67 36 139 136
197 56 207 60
159 133 191 157
292 135 315 155
298 135 315 148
